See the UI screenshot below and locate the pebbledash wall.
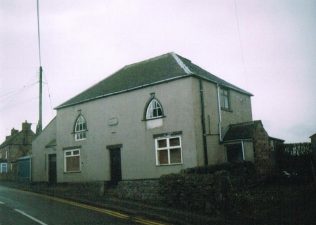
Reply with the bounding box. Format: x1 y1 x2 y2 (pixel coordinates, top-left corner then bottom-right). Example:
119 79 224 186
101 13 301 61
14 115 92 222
32 76 253 183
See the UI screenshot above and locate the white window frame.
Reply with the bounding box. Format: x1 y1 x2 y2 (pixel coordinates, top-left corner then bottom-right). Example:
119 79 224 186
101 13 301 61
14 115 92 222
146 99 163 120
0 163 7 173
64 149 81 173
155 136 183 166
74 115 87 141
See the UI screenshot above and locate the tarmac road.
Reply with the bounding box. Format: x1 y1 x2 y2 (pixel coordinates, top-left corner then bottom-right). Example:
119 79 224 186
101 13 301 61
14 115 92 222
0 185 167 225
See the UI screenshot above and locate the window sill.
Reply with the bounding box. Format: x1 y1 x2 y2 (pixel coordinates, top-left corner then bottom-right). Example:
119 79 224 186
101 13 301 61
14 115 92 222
75 138 87 142
64 171 81 174
156 163 183 167
142 115 166 121
221 108 233 112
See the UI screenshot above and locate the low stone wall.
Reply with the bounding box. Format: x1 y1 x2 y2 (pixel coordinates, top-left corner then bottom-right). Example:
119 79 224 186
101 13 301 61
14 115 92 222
61 181 105 196
0 172 16 181
110 179 161 203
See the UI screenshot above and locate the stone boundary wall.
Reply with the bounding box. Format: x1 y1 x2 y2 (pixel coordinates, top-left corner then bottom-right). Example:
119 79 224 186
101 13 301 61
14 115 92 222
64 181 105 196
253 122 273 176
111 179 161 203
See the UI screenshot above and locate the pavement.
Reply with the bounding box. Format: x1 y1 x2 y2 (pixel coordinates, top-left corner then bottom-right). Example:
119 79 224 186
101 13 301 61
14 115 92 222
0 181 229 225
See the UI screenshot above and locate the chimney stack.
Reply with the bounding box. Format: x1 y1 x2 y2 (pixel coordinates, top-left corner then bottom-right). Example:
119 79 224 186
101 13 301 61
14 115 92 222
22 120 31 131
11 128 19 136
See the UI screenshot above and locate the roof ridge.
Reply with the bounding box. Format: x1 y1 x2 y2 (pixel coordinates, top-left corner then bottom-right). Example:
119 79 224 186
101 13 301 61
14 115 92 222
0 130 21 147
229 121 255 127
123 52 171 70
229 120 262 128
171 52 192 75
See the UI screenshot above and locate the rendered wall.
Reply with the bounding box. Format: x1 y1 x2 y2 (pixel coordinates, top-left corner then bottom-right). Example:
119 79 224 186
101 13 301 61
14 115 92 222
243 141 254 162
192 78 253 166
32 118 56 182
56 77 199 182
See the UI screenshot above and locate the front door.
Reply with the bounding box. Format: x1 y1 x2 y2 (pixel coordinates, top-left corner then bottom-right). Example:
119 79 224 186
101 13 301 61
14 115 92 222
109 148 122 185
48 154 57 184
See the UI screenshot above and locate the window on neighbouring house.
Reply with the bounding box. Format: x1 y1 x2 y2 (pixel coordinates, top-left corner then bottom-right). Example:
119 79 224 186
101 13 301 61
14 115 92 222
0 163 8 173
64 149 80 172
155 136 182 165
74 115 87 141
220 88 230 110
146 98 164 120
226 143 244 163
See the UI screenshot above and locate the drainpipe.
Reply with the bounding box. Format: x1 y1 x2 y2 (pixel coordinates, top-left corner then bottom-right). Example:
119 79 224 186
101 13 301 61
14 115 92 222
199 79 208 166
241 141 245 160
216 84 222 142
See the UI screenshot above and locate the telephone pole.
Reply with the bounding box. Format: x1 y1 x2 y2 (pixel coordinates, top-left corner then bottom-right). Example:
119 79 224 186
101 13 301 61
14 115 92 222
36 0 43 134
37 66 43 133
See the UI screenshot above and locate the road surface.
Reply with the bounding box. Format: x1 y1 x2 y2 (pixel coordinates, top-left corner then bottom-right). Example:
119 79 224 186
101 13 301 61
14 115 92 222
0 185 167 225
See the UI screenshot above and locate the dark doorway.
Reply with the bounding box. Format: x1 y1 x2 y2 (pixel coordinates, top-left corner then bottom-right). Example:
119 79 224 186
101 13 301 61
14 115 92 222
48 154 57 184
108 147 122 185
226 143 244 163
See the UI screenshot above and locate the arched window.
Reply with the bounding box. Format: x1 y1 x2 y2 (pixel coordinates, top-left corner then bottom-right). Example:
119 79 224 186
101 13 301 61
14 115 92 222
74 115 87 141
145 98 164 120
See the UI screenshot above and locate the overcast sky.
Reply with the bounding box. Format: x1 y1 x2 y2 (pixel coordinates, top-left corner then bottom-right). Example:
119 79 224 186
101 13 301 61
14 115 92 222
0 0 315 143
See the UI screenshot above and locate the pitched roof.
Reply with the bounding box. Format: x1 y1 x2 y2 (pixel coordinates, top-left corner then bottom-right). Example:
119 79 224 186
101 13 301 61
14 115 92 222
0 129 35 148
56 52 252 109
223 121 258 142
310 133 316 139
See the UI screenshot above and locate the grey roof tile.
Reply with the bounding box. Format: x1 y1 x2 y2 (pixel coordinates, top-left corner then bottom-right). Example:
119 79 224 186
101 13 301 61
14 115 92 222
56 52 252 109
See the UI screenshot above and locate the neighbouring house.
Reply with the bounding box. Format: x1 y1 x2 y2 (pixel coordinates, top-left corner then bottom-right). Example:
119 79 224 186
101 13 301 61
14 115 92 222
0 121 35 179
32 52 276 184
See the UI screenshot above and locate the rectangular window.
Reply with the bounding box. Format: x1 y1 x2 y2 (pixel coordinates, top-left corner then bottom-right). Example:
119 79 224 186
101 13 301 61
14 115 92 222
64 149 81 172
0 163 7 173
75 132 86 141
155 136 183 165
220 88 230 110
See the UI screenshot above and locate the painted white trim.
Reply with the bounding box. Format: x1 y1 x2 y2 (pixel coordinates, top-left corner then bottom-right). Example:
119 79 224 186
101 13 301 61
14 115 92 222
64 149 81 173
241 141 245 160
155 135 183 166
171 52 193 75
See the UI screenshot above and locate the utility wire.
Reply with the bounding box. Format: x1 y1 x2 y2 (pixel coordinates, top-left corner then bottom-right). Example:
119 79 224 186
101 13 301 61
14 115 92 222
36 0 42 66
234 0 248 85
0 81 38 100
0 96 38 112
43 75 54 113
